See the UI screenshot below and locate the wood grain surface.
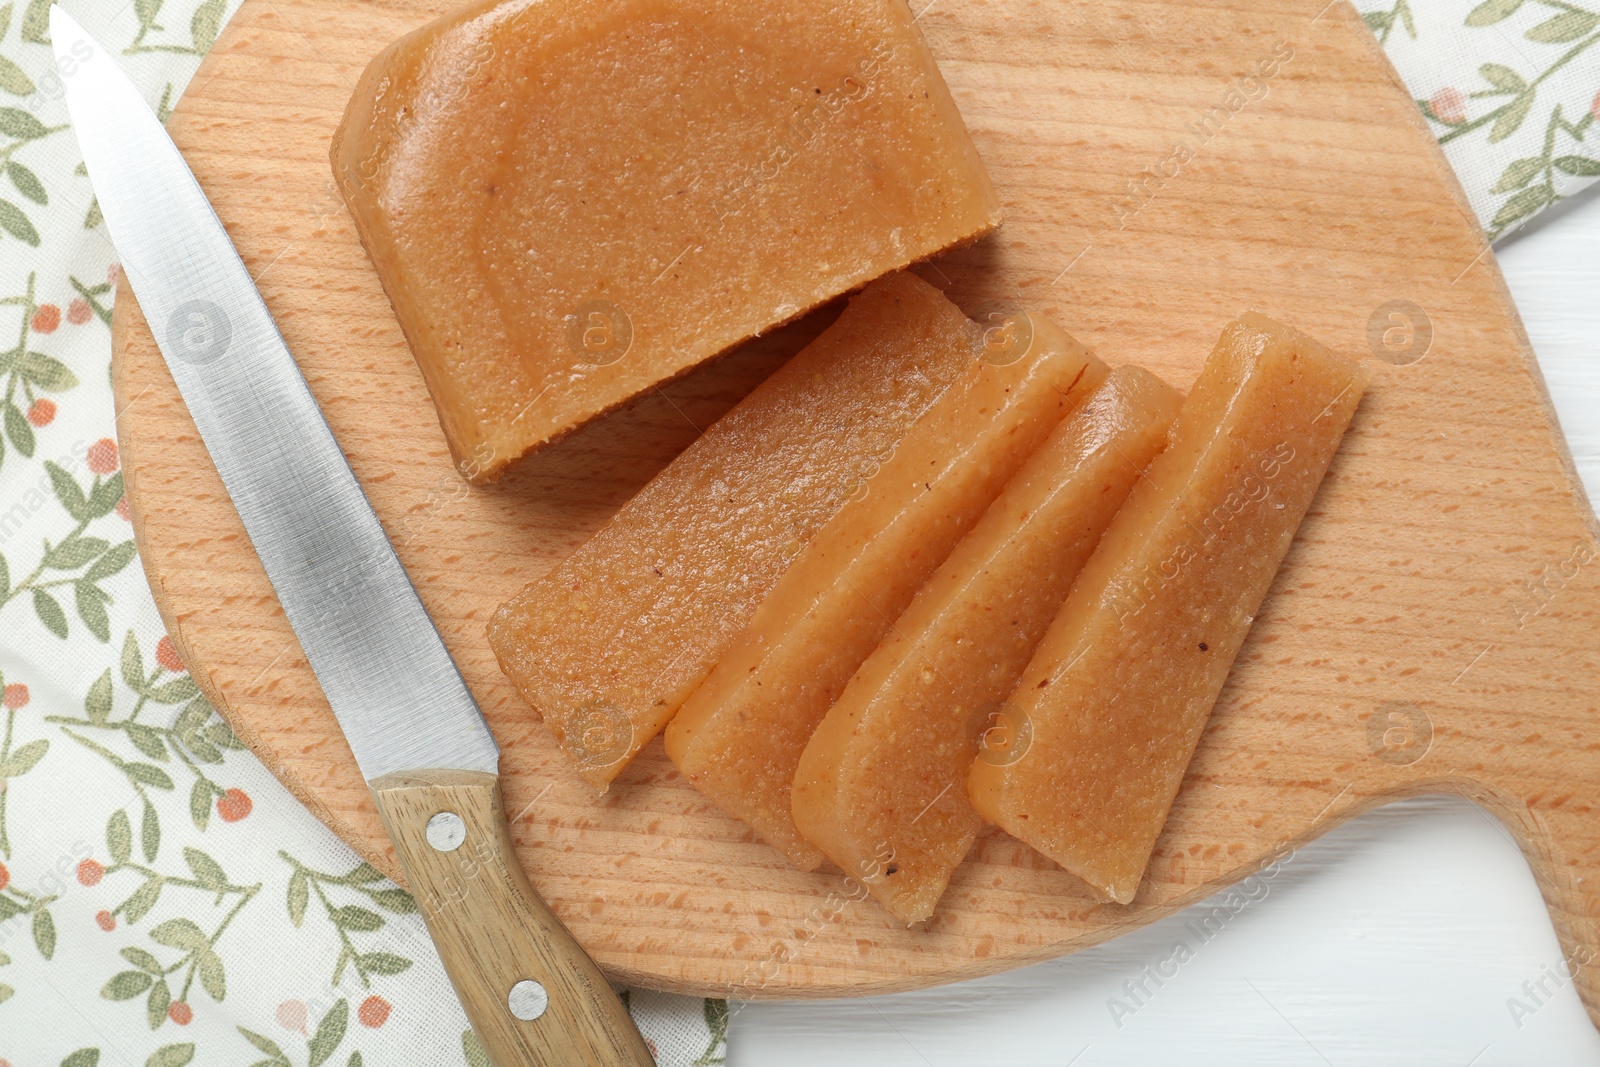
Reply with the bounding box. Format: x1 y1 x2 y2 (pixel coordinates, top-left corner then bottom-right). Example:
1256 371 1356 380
111 0 1600 1018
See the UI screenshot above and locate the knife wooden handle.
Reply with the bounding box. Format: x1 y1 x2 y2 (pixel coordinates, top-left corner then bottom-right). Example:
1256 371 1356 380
370 769 655 1066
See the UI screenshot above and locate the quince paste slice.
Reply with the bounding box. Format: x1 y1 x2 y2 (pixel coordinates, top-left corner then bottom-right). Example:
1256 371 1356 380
488 273 981 790
792 366 1181 922
333 0 1001 479
968 313 1369 904
666 314 1107 869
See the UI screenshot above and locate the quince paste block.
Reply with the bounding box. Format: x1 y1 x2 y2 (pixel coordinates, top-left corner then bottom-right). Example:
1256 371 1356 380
488 273 982 790
665 315 1108 870
968 313 1369 904
332 0 1002 479
792 366 1180 922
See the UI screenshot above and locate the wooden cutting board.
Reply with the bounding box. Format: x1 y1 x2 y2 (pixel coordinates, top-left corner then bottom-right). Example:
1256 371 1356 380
112 0 1600 1016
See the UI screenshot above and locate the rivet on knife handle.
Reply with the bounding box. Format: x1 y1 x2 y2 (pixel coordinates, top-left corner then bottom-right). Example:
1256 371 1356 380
370 769 655 1066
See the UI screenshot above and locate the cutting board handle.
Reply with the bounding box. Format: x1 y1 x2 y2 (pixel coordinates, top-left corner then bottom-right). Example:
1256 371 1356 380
369 769 655 1066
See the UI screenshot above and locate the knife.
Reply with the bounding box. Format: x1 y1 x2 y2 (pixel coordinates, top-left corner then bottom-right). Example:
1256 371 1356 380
51 8 655 1064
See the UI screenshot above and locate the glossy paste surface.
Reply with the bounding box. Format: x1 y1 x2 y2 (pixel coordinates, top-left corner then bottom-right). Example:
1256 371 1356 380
332 0 1001 477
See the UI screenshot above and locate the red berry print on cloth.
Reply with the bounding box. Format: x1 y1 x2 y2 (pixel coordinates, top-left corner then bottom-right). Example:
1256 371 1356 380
27 398 56 427
277 998 308 1033
30 304 60 334
156 636 186 674
1429 86 1466 123
78 859 105 886
217 788 252 822
87 438 119 475
67 298 93 325
358 995 391 1028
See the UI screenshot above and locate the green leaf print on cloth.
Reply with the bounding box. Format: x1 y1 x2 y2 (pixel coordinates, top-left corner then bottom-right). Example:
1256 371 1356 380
1369 0 1600 240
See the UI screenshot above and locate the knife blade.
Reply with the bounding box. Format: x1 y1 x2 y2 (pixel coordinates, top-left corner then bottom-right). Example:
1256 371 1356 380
51 8 653 1063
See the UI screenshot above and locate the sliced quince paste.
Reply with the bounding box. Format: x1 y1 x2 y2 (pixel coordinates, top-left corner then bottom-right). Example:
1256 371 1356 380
792 366 1181 922
665 315 1108 870
332 0 1002 480
488 273 981 791
968 313 1369 904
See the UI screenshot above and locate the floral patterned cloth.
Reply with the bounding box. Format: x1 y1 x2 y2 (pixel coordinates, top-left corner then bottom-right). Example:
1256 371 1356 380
1364 0 1600 241
0 2 726 1065
0 0 1592 1064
